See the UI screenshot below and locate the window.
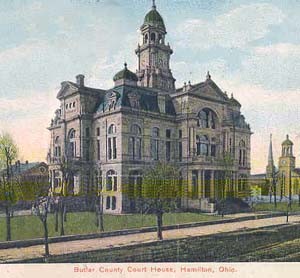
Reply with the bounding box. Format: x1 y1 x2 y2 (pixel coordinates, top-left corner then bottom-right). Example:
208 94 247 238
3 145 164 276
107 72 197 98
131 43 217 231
211 137 217 157
108 124 117 160
144 34 148 44
192 171 198 198
106 170 117 191
67 129 76 158
95 170 102 192
151 127 160 160
198 108 217 129
178 142 183 161
54 136 61 157
166 129 171 138
66 104 68 110
166 141 171 161
97 140 100 160
196 135 209 156
179 130 182 139
96 127 100 137
108 124 116 134
112 196 116 210
150 33 156 42
165 129 171 161
129 125 142 160
239 140 246 167
73 102 75 108
106 196 110 209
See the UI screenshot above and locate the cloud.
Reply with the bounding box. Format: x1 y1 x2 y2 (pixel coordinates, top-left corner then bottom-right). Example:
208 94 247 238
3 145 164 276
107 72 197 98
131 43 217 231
239 43 300 90
174 3 285 50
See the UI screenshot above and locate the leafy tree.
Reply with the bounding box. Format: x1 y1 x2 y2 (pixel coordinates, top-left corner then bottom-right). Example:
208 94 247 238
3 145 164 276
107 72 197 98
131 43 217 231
139 162 182 240
0 132 18 241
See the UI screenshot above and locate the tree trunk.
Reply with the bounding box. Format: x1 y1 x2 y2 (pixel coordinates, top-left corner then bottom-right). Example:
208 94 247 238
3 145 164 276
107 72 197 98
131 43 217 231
274 184 277 208
298 193 300 207
63 204 67 222
5 205 11 241
55 206 58 232
156 211 163 240
98 196 104 232
60 203 65 236
43 219 50 257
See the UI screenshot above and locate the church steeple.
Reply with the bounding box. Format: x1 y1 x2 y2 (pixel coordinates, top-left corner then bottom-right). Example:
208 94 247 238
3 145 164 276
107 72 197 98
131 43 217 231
135 1 176 91
266 134 275 178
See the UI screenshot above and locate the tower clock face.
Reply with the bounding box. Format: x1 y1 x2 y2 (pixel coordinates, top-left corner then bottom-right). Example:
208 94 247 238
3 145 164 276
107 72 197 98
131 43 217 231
282 160 286 165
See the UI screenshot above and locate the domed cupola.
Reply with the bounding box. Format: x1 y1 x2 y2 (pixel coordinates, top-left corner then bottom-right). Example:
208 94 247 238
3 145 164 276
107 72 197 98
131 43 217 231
282 134 293 146
143 1 166 31
113 63 138 86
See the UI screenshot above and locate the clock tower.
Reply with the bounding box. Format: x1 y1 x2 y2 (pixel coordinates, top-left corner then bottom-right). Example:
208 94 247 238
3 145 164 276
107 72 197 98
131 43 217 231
278 135 295 196
135 1 176 91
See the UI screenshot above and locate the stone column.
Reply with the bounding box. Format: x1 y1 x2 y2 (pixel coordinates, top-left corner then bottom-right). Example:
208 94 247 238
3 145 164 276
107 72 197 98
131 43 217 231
210 170 215 199
198 170 203 198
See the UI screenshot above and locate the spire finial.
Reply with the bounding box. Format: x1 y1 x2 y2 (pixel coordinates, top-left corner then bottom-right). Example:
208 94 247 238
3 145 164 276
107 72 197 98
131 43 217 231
206 71 211 80
286 134 289 140
124 62 127 69
152 0 156 9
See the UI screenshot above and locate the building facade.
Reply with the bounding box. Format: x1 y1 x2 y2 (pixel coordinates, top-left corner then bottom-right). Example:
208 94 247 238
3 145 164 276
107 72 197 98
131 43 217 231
47 3 252 213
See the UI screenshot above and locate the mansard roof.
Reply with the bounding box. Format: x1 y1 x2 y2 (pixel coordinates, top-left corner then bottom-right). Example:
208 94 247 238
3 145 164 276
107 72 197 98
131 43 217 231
96 85 176 115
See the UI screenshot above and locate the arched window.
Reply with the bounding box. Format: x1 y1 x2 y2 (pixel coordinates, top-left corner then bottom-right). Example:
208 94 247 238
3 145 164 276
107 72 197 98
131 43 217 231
54 136 61 157
129 124 142 160
108 124 116 134
239 140 246 167
198 108 217 129
106 170 117 191
144 34 148 44
108 124 117 160
151 127 160 160
150 33 156 42
67 129 76 158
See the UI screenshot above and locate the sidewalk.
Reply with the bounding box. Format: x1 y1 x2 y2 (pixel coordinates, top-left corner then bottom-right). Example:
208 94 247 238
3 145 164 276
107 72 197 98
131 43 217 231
0 214 299 263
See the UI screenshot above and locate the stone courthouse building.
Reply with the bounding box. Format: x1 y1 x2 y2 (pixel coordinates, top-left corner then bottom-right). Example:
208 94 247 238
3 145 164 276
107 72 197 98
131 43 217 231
47 2 251 213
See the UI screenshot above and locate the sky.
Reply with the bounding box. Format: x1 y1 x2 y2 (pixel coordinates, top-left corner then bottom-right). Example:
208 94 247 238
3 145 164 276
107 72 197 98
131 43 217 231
0 0 300 174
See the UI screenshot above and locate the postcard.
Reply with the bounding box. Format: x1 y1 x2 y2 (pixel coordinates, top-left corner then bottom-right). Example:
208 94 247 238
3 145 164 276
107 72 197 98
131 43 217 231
0 0 300 277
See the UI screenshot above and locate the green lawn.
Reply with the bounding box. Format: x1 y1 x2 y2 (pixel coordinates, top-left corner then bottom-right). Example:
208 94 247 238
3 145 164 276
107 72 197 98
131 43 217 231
0 212 220 242
254 201 300 212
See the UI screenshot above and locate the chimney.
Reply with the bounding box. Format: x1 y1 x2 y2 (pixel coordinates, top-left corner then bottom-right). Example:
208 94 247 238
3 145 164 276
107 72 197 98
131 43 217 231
25 160 28 165
76 74 85 87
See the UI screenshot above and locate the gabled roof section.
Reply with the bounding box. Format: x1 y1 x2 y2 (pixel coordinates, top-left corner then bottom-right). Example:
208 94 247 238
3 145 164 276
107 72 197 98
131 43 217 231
174 78 229 103
56 81 106 100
